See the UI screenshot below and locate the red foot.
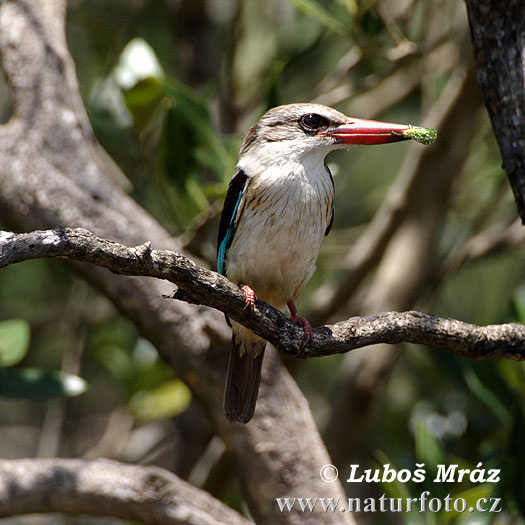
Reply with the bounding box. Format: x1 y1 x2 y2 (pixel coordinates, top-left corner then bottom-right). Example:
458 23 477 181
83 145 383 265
241 284 256 312
287 301 313 341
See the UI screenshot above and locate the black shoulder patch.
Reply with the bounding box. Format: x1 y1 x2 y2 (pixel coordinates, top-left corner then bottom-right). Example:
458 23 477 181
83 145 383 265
325 164 334 236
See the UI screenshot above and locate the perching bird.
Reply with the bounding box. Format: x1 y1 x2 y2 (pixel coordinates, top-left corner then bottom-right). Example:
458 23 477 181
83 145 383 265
217 103 417 423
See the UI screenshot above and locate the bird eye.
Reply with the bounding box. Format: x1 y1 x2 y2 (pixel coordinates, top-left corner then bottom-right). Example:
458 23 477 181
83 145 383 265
300 113 328 132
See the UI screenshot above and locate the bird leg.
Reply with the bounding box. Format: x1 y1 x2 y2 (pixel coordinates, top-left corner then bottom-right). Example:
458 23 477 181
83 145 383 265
287 300 313 341
240 284 256 312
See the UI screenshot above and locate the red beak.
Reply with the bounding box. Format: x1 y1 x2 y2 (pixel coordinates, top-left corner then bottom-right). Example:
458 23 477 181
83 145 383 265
324 117 412 145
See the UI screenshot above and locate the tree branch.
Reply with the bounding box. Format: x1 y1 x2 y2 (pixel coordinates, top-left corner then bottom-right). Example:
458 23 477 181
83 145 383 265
465 0 525 222
0 2 355 522
2 227 524 360
0 458 252 525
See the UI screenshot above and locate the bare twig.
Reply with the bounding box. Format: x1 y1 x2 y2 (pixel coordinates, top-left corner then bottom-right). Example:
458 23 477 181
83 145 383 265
432 218 525 290
0 458 252 525
1 227 524 360
312 39 457 109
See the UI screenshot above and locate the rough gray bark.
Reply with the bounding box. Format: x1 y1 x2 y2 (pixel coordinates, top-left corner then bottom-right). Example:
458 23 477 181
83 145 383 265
465 0 525 221
0 458 252 525
1 227 524 360
0 1 353 524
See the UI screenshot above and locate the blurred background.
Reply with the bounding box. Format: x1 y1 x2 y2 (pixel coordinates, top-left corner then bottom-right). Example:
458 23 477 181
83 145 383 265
0 0 524 523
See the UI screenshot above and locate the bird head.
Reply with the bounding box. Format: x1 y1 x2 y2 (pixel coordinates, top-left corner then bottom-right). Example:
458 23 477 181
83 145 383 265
239 103 414 167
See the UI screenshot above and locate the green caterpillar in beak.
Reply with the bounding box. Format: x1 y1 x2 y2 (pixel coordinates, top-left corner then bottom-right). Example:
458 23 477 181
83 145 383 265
393 126 438 145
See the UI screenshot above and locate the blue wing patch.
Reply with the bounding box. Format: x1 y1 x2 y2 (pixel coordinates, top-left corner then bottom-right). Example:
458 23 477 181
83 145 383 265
217 169 248 275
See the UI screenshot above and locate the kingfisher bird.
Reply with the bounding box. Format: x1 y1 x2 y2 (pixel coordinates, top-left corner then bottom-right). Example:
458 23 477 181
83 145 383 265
217 103 415 423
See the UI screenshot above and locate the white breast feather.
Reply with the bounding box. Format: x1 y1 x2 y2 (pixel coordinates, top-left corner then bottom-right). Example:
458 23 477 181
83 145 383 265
225 142 334 308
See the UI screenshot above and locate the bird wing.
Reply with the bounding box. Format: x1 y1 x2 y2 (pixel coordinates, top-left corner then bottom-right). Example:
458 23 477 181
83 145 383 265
217 169 249 275
324 164 335 236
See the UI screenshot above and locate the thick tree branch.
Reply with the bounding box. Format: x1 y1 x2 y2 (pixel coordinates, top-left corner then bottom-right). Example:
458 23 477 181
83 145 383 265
0 2 355 523
2 227 524 360
0 458 252 525
465 0 525 222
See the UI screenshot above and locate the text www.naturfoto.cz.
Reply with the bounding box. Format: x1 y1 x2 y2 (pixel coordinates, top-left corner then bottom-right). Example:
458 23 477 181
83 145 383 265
276 493 502 514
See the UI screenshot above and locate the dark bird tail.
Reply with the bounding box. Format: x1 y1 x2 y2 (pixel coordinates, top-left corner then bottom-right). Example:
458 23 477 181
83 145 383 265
224 334 266 423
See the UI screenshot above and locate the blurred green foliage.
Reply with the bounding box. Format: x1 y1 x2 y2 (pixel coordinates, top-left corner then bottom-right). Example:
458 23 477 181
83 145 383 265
0 319 30 367
0 317 87 401
1 0 524 523
0 367 87 400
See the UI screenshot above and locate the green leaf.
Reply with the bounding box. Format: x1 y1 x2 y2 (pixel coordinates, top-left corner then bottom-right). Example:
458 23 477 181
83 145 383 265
508 403 525 516
158 104 200 189
163 79 234 177
93 343 134 383
374 451 426 524
123 76 165 133
441 484 493 523
510 285 525 323
185 177 210 212
288 0 347 34
129 379 192 421
0 319 31 367
375 451 413 499
0 368 88 399
415 420 447 504
461 364 512 426
496 359 525 396
161 180 206 226
415 419 444 471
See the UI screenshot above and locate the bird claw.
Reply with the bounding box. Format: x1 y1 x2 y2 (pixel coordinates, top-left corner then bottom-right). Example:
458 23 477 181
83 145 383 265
287 301 313 344
240 284 256 312
297 317 313 346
